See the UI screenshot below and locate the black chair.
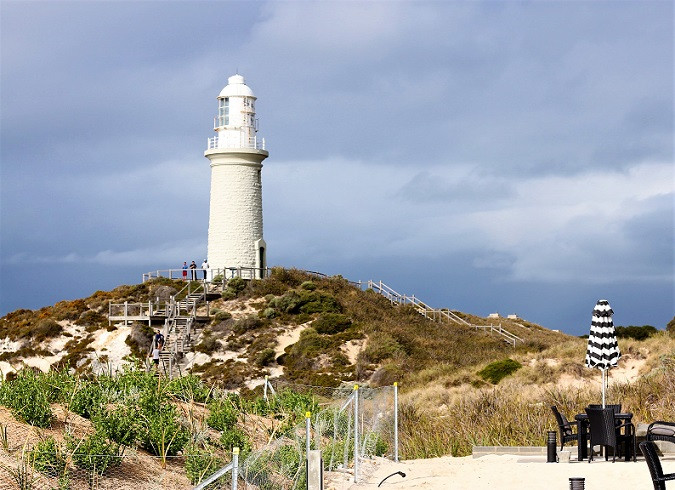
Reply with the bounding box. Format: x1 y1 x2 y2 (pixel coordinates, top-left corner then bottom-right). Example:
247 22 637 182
552 405 585 450
587 404 623 426
586 407 636 462
648 421 675 445
640 441 675 489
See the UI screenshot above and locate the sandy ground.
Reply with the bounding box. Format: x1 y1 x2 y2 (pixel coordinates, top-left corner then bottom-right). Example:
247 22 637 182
324 453 674 490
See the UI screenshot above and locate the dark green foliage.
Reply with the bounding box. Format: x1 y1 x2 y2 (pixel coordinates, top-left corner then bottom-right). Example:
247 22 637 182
477 358 522 384
1 369 52 427
300 281 316 291
361 334 403 363
222 277 247 300
185 447 223 484
615 325 658 340
195 334 221 355
268 290 342 315
92 406 139 449
30 437 67 477
70 381 104 419
219 427 250 452
69 431 121 476
137 382 190 457
313 313 352 335
33 318 63 342
212 310 232 322
207 399 239 431
256 348 276 367
233 315 267 334
668 316 675 337
167 374 212 403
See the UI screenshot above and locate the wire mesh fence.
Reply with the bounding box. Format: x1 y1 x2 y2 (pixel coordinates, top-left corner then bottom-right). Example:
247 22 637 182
0 379 397 490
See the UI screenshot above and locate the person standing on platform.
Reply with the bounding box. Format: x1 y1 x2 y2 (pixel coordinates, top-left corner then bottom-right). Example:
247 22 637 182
201 259 209 280
190 260 197 280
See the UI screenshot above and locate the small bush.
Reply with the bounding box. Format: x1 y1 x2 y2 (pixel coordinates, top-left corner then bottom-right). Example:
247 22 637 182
195 335 221 355
233 316 266 334
228 277 247 292
220 427 251 453
4 369 52 427
301 281 316 291
70 381 104 419
615 325 658 341
70 431 121 476
185 447 222 484
33 318 63 342
477 358 522 384
207 399 239 431
31 436 67 477
313 313 351 335
362 334 402 363
256 348 276 367
262 307 276 319
213 310 232 322
92 406 139 449
167 374 212 403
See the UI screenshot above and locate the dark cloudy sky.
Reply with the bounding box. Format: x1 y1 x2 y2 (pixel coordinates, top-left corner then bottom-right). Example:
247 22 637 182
1 1 673 335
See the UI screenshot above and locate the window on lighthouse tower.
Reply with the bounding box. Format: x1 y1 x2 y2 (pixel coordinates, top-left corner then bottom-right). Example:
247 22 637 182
218 98 229 126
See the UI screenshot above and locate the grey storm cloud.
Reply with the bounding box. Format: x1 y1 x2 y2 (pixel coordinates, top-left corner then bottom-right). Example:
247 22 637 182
1 0 673 334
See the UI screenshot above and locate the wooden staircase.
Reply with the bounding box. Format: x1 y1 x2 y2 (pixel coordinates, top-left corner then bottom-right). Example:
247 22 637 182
367 280 524 347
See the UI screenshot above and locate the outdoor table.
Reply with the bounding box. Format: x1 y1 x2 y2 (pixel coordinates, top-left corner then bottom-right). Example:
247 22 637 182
575 412 633 461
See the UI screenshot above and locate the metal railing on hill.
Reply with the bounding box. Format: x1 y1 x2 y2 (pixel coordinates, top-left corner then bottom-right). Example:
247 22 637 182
367 280 524 347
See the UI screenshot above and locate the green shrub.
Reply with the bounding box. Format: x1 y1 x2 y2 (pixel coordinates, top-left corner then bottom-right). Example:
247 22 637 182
33 319 63 342
262 307 276 319
185 447 223 484
139 406 190 457
207 399 239 431
167 374 211 403
313 313 352 335
195 335 220 355
92 406 139 449
233 316 266 334
223 277 247 299
615 325 658 340
220 427 250 452
255 348 276 367
300 281 316 291
31 436 67 477
70 431 121 476
70 381 104 419
213 310 232 322
221 290 236 301
477 358 522 384
4 369 52 427
362 334 402 363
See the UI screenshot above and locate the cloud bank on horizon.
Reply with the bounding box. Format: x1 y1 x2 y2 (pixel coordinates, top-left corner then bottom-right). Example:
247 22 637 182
1 1 673 335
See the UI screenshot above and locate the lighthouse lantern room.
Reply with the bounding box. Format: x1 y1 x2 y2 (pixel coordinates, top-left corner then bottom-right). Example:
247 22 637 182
205 74 269 278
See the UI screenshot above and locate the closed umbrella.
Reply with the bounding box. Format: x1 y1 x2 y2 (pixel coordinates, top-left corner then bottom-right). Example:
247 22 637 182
585 299 621 407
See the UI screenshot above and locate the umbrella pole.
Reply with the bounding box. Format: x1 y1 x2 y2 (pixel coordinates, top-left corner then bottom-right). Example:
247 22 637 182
602 369 606 408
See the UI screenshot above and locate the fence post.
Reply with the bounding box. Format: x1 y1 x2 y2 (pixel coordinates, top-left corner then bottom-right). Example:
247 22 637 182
232 447 239 490
394 382 399 462
353 384 359 482
264 375 268 400
306 411 311 458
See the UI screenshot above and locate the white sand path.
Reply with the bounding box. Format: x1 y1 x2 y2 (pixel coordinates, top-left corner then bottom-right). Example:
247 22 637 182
324 453 674 490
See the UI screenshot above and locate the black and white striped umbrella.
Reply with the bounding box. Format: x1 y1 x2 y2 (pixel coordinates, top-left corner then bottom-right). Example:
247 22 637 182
585 299 620 407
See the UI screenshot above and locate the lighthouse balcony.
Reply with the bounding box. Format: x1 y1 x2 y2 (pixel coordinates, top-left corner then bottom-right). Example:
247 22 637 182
207 135 266 151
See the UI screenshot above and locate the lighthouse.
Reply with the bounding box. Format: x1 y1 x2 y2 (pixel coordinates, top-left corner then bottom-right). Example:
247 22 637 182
205 74 269 279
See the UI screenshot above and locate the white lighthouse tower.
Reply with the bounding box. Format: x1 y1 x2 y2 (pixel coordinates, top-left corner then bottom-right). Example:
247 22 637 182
205 74 268 279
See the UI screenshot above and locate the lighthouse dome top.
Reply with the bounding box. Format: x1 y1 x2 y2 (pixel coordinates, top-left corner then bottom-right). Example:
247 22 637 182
218 74 255 98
